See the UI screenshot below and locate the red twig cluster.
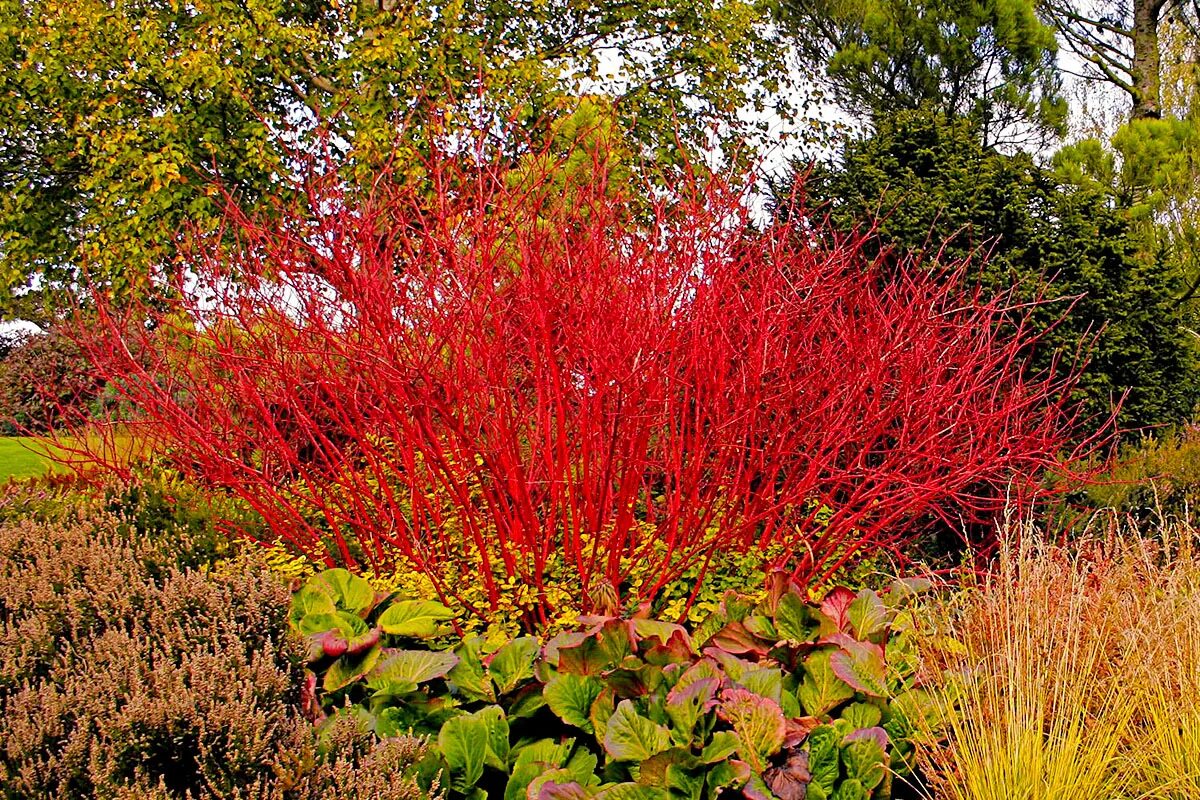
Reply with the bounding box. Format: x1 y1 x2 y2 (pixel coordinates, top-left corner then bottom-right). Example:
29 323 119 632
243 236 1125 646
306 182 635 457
54 140 1099 621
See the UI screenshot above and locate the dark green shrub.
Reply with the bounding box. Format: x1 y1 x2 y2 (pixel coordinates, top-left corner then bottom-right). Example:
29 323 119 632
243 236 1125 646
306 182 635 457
789 109 1200 435
0 508 432 800
292 568 940 799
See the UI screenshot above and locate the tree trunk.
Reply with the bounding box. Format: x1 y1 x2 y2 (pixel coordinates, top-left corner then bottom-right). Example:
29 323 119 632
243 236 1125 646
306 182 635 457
1132 0 1163 118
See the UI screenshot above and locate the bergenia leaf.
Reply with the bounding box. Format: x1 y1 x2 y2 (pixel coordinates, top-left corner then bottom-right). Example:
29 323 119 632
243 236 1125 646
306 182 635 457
366 648 458 689
311 568 375 615
487 636 540 694
545 673 604 733
603 700 672 761
827 635 888 697
817 586 856 636
846 590 889 642
716 687 786 772
376 599 454 638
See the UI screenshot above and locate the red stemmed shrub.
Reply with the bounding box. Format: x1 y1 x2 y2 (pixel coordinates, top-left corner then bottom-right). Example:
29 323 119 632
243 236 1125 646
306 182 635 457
51 136 1097 623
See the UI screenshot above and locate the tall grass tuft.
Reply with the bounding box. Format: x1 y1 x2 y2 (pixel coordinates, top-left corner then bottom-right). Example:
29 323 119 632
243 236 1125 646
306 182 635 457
921 532 1139 800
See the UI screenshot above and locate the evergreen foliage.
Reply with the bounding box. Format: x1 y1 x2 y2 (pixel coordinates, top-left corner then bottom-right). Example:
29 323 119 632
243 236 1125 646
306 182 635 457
795 110 1200 433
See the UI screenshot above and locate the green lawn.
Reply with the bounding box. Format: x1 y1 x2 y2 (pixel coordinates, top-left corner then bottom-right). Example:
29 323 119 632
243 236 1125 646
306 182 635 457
0 437 55 480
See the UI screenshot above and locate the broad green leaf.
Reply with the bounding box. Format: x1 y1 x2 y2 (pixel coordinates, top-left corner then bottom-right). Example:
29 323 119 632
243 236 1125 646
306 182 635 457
367 648 459 689
846 590 889 642
475 705 510 770
716 687 786 772
699 730 740 763
377 599 454 638
448 635 496 702
807 725 842 793
290 583 336 628
439 714 489 792
312 568 375 615
665 676 718 742
590 686 616 742
774 591 817 643
545 673 604 733
831 778 870 800
323 643 383 692
506 739 577 800
706 760 751 794
797 648 855 716
665 765 705 800
488 636 541 694
603 699 672 761
839 702 881 729
739 666 783 705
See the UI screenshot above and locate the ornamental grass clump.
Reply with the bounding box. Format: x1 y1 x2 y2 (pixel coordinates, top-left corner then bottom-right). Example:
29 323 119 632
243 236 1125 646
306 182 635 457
53 122 1096 625
917 522 1200 800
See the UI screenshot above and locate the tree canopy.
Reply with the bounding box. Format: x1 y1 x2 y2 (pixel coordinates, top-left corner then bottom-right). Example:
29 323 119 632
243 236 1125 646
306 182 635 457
781 0 1066 143
0 0 789 318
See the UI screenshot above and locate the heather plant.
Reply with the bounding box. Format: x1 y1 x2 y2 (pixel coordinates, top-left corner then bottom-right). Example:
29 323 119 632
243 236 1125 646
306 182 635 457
290 566 942 800
0 504 432 800
53 130 1098 623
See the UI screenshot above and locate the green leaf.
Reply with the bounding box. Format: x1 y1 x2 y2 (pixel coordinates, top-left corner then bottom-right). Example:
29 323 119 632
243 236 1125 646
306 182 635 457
489 636 541 694
324 642 383 692
506 739 579 800
603 699 672 761
377 599 454 638
448 635 496 702
699 730 740 763
665 676 718 743
312 568 375 615
839 702 882 729
807 725 842 793
439 713 489 792
832 778 870 800
290 583 336 628
367 648 459 690
706 760 751 794
774 591 817 643
846 590 889 642
546 673 604 733
797 648 855 716
716 687 786 772
475 705 511 770
739 666 783 705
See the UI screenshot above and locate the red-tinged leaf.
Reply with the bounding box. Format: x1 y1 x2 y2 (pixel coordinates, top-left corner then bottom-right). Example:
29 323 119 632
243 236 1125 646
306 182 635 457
818 586 856 635
708 622 770 656
828 637 888 697
783 716 821 747
716 687 787 772
845 725 889 750
643 629 694 666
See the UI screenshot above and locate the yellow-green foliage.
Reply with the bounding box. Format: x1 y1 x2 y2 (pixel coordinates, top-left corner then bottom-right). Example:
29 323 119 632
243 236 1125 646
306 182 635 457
1084 427 1200 518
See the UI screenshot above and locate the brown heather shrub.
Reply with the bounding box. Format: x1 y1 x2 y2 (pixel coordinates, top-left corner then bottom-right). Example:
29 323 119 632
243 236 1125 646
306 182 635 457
0 505 433 800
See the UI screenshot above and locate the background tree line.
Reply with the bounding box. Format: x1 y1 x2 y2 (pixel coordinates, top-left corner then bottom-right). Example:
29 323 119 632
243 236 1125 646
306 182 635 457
5 0 1200 441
